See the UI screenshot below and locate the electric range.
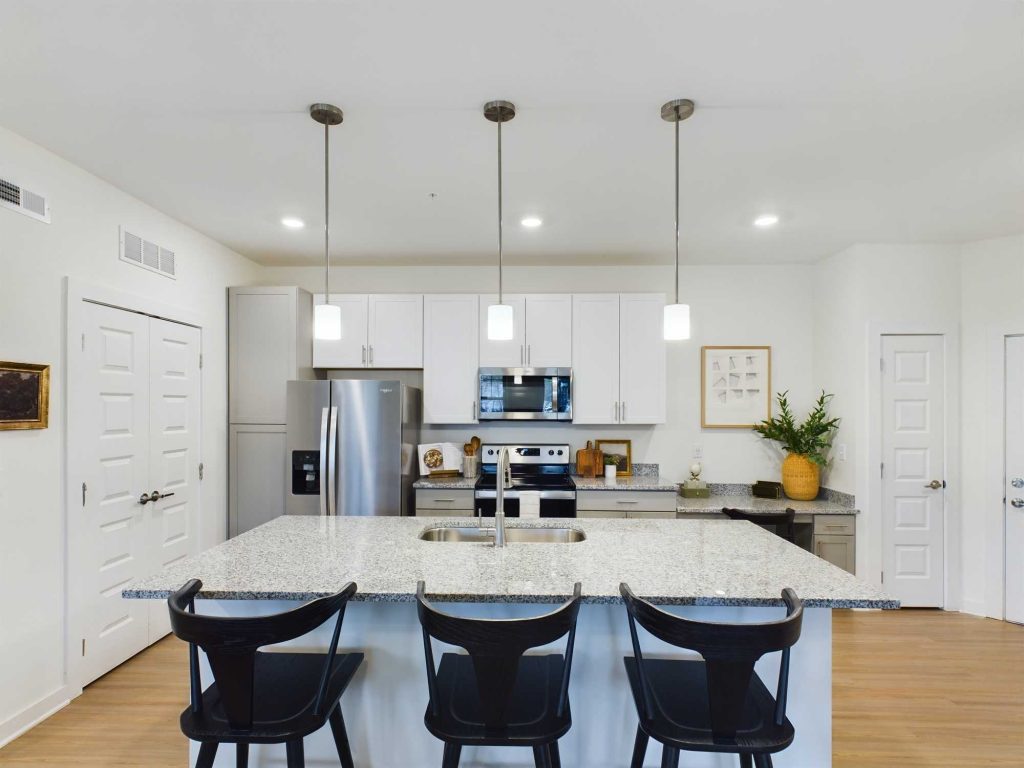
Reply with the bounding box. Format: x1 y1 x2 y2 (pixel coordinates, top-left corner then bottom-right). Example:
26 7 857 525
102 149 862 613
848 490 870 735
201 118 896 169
474 443 576 518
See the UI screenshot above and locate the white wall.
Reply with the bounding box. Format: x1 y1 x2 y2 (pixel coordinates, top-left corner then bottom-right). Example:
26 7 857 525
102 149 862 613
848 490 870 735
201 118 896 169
0 126 261 743
958 235 1024 617
812 243 962 590
262 263 819 484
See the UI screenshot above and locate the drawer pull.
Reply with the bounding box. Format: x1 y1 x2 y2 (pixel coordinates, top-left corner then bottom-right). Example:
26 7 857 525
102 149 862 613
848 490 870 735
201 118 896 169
616 500 640 504
432 499 456 503
825 524 847 529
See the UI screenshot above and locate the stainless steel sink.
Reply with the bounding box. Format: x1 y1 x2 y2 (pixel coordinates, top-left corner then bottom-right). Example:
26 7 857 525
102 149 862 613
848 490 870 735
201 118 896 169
418 526 586 544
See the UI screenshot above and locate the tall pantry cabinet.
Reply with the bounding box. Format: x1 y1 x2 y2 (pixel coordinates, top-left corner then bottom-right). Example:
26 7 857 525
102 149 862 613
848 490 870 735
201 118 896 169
228 286 315 536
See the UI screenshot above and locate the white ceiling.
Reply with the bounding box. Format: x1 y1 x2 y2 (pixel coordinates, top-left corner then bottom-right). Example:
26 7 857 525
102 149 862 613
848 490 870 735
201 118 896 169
1 0 1022 266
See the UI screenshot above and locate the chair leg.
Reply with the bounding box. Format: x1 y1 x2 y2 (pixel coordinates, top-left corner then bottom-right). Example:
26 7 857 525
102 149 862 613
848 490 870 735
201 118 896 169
740 753 753 768
533 745 551 768
630 726 649 768
441 742 462 768
195 742 218 768
549 741 562 768
236 742 249 768
329 706 356 768
286 739 305 768
753 755 773 768
660 745 680 768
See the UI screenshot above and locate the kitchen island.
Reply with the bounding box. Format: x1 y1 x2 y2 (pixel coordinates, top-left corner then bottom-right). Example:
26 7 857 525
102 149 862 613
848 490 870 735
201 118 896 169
125 516 895 768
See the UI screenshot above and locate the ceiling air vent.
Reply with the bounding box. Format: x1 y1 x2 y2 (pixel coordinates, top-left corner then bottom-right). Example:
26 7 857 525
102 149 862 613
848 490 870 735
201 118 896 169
0 173 50 223
119 226 177 279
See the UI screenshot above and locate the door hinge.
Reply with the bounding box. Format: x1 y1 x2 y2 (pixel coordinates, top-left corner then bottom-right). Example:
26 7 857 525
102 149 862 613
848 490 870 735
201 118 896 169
81 332 85 351
199 353 203 370
879 357 884 372
198 462 204 481
880 462 885 479
81 638 86 657
82 481 87 506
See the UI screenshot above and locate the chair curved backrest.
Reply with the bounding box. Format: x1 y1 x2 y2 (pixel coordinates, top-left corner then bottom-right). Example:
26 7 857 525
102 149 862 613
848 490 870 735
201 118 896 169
620 583 802 739
168 579 357 730
723 507 797 543
416 581 583 728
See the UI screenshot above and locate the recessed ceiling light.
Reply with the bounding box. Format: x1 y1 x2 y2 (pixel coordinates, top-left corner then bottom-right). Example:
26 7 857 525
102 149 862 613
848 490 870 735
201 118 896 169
753 214 779 228
520 216 543 228
281 217 305 229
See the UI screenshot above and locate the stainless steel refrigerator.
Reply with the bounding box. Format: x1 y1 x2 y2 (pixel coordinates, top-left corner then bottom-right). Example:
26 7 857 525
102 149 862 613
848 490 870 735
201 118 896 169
286 380 421 516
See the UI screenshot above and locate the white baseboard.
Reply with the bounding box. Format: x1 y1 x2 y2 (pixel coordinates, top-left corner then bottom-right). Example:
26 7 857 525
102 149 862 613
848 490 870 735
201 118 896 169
959 597 989 618
0 685 79 748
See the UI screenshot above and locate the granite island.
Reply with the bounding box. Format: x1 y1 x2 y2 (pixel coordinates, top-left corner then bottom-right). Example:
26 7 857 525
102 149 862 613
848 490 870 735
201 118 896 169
125 516 896 768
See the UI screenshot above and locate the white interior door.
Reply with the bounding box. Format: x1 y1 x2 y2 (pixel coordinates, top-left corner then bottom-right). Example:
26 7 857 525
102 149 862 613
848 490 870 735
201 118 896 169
146 318 201 641
73 302 152 684
881 334 946 607
1005 335 1024 624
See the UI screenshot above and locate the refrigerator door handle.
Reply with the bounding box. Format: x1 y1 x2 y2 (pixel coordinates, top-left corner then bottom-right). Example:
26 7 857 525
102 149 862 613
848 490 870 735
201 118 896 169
318 407 330 517
326 406 339 516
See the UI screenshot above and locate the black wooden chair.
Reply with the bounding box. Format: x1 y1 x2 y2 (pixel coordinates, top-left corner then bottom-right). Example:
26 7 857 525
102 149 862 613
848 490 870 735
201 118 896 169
416 580 583 768
723 507 797 544
620 583 803 768
167 579 363 768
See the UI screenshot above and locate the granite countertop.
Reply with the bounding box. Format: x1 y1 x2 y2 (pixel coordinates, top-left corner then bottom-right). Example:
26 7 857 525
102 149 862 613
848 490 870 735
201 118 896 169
123 516 894 609
573 475 681 491
413 476 478 490
678 494 859 516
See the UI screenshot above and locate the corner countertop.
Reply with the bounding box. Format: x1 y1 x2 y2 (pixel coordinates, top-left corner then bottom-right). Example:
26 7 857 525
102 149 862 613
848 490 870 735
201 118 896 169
413 476 478 490
678 494 859 516
123 516 894 609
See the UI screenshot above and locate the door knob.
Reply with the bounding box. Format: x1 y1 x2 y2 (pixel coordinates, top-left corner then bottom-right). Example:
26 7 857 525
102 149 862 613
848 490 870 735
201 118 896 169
1012 477 1024 489
1012 499 1024 509
138 492 153 505
149 490 175 503
924 480 944 490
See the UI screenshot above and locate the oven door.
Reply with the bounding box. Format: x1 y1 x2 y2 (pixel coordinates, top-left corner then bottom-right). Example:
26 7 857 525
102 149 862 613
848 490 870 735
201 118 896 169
478 368 572 421
474 490 576 518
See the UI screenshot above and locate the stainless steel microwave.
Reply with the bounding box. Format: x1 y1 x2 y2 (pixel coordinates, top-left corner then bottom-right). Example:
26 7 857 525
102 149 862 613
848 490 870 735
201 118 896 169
478 368 572 421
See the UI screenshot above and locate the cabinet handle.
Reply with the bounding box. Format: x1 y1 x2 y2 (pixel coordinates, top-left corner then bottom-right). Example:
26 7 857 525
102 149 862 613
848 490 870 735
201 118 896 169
622 401 627 422
361 345 366 364
527 345 531 365
369 345 374 365
520 345 524 365
614 401 619 422
472 400 477 420
616 500 640 504
433 499 456 503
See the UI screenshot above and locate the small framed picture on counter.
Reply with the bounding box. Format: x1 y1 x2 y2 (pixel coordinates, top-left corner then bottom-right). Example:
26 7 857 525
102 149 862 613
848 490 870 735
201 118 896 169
594 439 632 476
701 346 771 428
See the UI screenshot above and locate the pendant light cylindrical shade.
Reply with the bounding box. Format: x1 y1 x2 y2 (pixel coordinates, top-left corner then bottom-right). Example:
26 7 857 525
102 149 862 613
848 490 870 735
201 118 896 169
661 98 694 341
484 100 516 342
310 102 344 341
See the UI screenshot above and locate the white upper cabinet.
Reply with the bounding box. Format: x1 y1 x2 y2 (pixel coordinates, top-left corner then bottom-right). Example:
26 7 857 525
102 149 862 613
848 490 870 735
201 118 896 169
229 286 313 424
478 294 526 367
313 294 368 368
423 294 479 424
313 294 422 368
479 294 572 368
571 294 620 424
367 294 423 367
524 294 572 368
619 293 667 424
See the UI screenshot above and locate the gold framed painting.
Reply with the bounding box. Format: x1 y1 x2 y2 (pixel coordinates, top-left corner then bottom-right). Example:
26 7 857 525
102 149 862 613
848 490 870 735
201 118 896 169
594 439 632 476
701 346 771 429
0 362 50 430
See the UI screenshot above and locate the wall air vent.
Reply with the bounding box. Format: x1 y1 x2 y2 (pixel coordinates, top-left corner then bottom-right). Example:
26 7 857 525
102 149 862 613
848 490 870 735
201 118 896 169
0 173 50 223
119 226 177 279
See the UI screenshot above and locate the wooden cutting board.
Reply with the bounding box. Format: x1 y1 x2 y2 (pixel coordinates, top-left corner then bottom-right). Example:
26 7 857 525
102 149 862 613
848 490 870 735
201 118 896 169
575 441 603 478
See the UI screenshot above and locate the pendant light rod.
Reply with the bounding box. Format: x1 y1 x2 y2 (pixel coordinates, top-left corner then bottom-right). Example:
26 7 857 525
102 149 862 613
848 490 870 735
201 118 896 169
661 99 694 305
310 103 344 303
484 100 516 304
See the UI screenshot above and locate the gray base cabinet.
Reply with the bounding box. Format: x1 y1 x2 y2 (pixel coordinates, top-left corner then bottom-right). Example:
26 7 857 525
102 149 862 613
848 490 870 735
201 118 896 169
577 490 677 519
415 489 475 517
229 424 286 537
812 515 856 574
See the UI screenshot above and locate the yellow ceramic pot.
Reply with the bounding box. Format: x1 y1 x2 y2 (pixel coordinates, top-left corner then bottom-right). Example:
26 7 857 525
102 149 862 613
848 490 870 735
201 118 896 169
781 453 820 500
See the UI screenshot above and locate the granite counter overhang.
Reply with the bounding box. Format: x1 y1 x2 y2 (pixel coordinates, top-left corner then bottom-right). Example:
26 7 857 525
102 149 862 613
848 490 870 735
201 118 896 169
123 516 896 610
413 475 682 491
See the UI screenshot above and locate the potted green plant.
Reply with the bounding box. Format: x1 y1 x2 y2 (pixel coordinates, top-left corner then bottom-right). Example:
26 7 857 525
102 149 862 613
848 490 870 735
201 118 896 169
753 391 840 500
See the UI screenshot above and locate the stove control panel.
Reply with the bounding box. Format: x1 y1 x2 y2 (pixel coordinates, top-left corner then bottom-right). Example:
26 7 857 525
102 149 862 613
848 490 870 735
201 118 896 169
480 444 570 465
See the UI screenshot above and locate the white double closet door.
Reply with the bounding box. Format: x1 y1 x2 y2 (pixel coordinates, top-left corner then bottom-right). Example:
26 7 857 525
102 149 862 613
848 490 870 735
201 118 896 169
1005 335 1024 625
71 301 200 685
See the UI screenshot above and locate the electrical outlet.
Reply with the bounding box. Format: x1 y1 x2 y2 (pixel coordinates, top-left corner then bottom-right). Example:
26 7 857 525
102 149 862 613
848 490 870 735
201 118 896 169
837 443 847 462
693 445 703 459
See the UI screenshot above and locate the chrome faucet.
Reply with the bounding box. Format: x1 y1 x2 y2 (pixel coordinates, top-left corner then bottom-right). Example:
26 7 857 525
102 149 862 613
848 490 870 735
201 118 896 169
493 446 512 547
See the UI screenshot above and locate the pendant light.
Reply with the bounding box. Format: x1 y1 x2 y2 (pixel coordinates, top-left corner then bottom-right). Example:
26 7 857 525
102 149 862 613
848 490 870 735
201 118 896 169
310 103 344 341
484 100 516 341
661 99 694 341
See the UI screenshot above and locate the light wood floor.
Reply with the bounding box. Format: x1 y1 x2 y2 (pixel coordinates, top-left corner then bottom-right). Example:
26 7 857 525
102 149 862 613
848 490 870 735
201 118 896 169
0 610 1020 767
